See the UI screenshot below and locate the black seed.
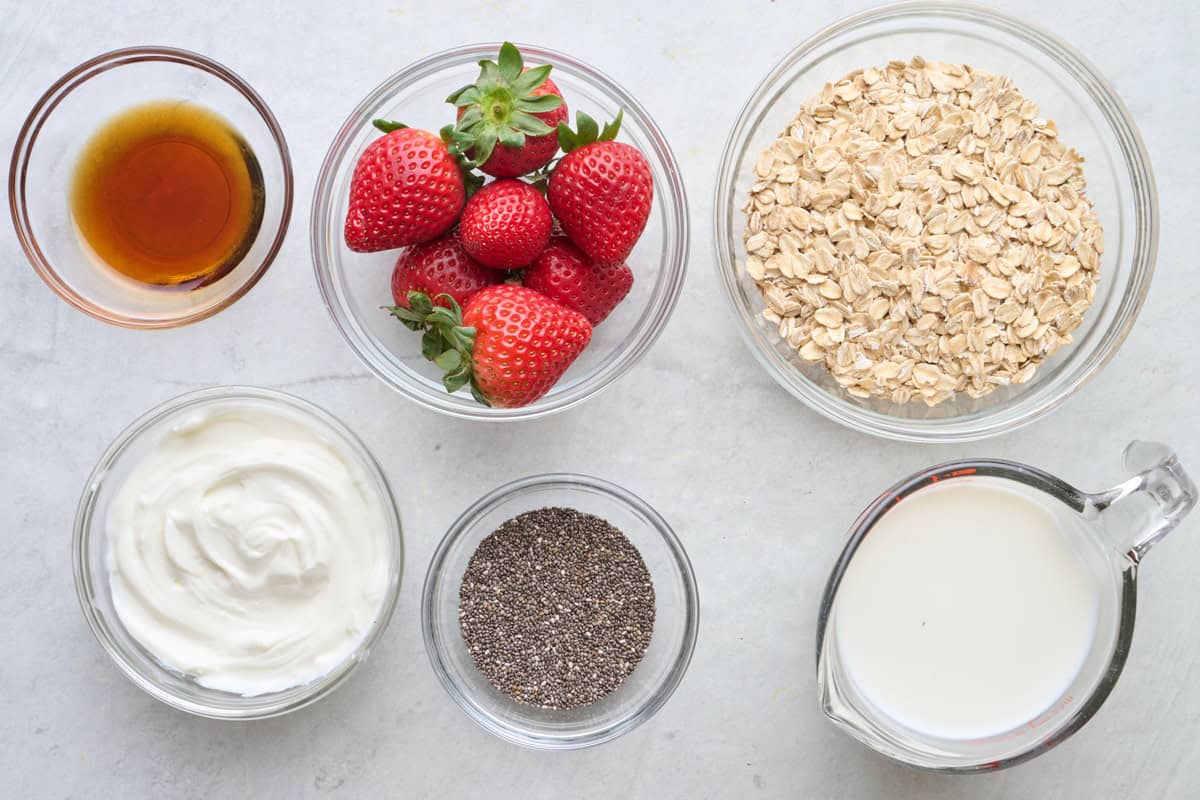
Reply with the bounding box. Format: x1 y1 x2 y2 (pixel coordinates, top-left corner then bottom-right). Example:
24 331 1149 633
458 507 656 710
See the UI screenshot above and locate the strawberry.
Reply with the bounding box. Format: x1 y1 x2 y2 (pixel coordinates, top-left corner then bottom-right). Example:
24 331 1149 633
445 42 568 178
344 125 465 252
547 111 653 267
458 179 552 269
390 284 591 408
523 236 633 325
389 233 504 310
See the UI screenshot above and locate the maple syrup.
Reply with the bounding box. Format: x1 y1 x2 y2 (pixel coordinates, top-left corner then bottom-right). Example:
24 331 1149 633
71 101 264 288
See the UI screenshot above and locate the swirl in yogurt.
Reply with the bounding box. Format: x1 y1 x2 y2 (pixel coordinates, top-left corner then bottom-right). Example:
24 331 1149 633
106 402 392 696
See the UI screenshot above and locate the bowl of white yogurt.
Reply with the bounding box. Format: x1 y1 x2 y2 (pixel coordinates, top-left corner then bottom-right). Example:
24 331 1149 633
72 386 403 719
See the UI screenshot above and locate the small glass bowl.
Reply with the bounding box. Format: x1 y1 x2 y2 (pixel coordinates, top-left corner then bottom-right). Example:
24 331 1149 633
714 1 1158 442
422 474 699 749
9 47 294 328
72 386 403 719
311 43 689 420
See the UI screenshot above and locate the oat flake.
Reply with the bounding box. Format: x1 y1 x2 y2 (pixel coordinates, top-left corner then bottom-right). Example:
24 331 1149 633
742 58 1103 406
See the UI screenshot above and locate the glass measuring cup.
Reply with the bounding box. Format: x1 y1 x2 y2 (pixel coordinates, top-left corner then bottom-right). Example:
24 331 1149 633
816 441 1197 772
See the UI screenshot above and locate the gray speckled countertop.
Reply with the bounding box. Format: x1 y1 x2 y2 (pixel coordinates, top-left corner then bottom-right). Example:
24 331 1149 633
3 0 1197 797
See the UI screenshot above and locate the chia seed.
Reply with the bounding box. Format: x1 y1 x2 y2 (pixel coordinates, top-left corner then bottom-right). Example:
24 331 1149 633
458 507 656 709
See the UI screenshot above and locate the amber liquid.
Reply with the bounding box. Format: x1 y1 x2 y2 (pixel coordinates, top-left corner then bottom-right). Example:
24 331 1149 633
71 101 264 289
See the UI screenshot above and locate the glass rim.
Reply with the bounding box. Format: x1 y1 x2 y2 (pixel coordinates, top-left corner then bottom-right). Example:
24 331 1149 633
420 472 700 749
816 457 1137 771
72 385 404 719
310 42 690 421
712 0 1159 442
8 45 295 329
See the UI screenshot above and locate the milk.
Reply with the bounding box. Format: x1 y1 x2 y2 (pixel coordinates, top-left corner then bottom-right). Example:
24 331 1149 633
833 477 1101 740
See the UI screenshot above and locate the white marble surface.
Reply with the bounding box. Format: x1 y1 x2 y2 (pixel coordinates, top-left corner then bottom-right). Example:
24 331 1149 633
2 0 1197 797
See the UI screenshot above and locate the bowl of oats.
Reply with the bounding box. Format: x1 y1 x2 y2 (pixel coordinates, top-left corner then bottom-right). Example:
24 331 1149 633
714 1 1157 442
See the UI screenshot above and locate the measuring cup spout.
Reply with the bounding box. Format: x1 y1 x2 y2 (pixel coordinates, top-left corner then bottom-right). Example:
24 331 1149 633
1091 441 1198 564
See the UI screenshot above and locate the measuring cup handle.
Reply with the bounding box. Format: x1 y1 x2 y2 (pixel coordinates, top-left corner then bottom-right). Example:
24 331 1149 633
1092 441 1198 564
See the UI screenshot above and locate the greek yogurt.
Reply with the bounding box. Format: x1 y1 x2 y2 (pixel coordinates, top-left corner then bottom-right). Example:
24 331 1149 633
105 402 392 696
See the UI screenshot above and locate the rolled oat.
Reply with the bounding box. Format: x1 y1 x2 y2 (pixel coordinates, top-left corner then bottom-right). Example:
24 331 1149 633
743 58 1103 406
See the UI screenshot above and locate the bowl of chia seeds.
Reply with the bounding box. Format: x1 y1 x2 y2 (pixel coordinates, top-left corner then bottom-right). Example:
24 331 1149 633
421 474 699 749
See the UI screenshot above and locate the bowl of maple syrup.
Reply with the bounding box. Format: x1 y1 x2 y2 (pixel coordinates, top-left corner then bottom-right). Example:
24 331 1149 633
9 47 294 328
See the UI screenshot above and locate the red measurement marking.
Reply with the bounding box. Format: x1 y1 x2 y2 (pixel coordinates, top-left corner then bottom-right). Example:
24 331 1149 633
961 694 1076 746
1028 694 1074 730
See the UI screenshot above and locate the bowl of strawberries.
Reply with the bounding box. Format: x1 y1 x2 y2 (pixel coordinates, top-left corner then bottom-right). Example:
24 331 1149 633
312 43 688 418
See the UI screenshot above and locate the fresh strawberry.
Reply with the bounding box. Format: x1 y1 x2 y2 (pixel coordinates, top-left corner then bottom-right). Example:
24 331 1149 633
466 285 591 406
344 125 465 252
445 42 568 178
389 233 503 311
458 179 552 269
524 236 633 325
454 75 567 178
389 284 591 408
548 111 653 266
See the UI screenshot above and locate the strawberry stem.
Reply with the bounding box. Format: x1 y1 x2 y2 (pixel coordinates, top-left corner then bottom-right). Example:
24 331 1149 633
438 125 486 198
443 42 564 169
372 119 408 133
556 109 623 153
385 292 483 400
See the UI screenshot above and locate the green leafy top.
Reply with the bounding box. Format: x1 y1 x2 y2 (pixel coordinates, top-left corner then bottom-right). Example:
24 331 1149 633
557 110 623 154
443 42 564 168
385 292 489 405
372 120 407 133
522 110 626 190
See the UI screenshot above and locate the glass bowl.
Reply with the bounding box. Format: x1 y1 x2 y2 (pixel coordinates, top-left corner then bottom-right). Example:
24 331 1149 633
72 386 403 719
311 43 689 420
421 474 699 749
9 47 294 328
714 1 1158 442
